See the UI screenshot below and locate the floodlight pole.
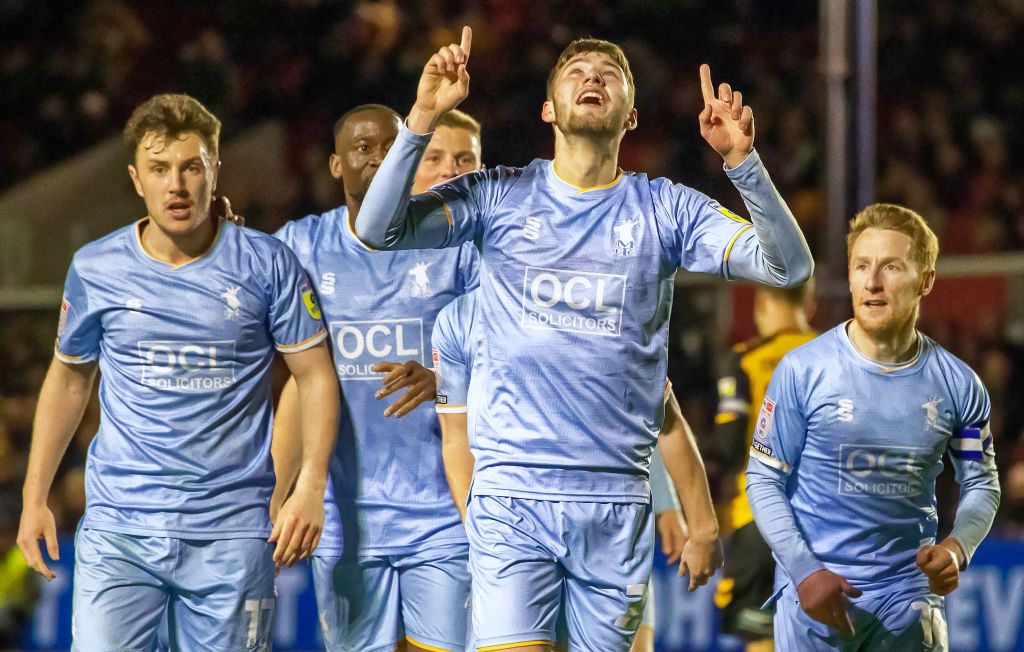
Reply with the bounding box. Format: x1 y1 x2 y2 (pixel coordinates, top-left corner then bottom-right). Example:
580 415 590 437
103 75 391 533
820 0 876 324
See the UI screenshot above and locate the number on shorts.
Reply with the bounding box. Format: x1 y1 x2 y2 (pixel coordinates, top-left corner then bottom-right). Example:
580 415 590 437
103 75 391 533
243 598 275 649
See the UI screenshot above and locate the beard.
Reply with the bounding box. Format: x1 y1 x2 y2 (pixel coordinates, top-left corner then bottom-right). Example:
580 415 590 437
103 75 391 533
853 299 919 339
554 98 630 138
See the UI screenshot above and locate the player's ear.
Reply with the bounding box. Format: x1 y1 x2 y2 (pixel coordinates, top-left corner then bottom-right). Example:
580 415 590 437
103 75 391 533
624 107 638 132
919 267 936 297
541 100 556 124
127 165 144 198
329 153 344 180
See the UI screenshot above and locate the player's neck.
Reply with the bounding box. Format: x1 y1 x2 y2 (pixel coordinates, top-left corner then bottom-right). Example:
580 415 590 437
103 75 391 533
140 217 217 266
552 133 621 189
847 318 918 364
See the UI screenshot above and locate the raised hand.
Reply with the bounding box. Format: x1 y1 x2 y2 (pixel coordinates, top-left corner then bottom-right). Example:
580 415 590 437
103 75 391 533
409 26 472 134
796 569 862 636
698 64 754 169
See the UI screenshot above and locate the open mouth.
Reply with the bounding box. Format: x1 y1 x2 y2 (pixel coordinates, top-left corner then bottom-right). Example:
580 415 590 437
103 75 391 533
576 90 606 106
166 201 192 219
863 300 888 308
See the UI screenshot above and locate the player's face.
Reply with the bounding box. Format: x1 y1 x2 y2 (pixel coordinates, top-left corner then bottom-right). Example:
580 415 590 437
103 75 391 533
848 228 935 337
412 126 482 194
331 110 400 200
543 52 636 138
128 131 219 236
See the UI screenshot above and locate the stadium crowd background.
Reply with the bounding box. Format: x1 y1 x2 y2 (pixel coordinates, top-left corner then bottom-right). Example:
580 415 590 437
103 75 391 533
1 0 1024 643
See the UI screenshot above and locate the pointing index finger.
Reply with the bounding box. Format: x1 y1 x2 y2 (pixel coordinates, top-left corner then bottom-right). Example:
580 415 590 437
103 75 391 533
460 26 472 59
699 64 715 104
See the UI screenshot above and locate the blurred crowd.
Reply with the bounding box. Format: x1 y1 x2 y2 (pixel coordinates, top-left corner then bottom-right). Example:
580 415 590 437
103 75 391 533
1 0 1024 634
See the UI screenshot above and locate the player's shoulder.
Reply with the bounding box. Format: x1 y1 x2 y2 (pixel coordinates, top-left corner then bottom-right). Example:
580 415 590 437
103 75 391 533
71 221 139 273
921 332 983 389
274 210 333 243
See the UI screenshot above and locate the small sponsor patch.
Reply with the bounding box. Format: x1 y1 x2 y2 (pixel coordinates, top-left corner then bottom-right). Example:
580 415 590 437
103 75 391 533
752 440 773 458
432 348 440 369
435 394 448 405
58 298 70 333
754 397 775 441
712 202 749 224
300 282 322 320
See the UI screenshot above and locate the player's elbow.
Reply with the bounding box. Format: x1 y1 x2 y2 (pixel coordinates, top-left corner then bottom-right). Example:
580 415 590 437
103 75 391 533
779 254 814 288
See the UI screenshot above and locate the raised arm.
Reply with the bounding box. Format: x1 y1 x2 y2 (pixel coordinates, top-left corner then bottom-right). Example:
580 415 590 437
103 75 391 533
354 27 477 251
18 358 97 579
695 65 814 287
658 386 723 591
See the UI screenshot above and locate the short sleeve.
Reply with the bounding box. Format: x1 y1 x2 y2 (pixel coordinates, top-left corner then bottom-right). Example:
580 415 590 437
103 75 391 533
267 245 327 353
54 258 102 364
432 302 470 413
748 355 807 474
653 178 752 275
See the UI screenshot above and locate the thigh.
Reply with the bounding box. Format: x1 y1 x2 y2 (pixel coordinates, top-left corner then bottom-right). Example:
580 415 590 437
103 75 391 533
397 543 471 652
560 502 653 652
716 521 776 639
71 528 170 652
167 538 276 652
312 554 402 652
871 592 947 652
466 496 562 650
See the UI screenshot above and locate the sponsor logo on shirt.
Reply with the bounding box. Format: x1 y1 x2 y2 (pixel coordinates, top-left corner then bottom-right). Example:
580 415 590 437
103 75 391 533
330 319 424 380
520 266 626 337
754 397 775 440
837 398 855 422
137 340 236 392
300 281 322 320
221 286 242 320
838 444 930 498
408 262 433 298
612 217 641 257
320 272 336 296
523 216 542 241
431 347 442 386
752 440 773 458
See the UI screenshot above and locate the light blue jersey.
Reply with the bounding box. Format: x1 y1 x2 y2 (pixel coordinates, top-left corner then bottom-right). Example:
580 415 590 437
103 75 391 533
274 206 478 555
56 219 326 539
431 290 678 512
356 125 814 504
747 323 1000 594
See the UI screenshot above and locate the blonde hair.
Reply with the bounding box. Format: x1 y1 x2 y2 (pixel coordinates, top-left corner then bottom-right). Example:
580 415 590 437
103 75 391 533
847 203 939 270
437 109 481 140
546 38 635 104
124 94 221 161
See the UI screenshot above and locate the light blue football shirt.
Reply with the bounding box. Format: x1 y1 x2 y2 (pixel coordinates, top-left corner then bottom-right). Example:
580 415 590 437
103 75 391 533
431 290 679 512
747 323 1000 592
355 125 814 504
56 219 326 539
274 206 479 556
